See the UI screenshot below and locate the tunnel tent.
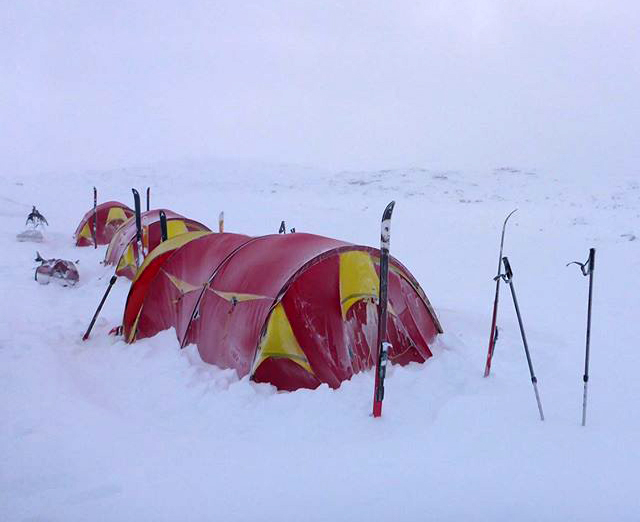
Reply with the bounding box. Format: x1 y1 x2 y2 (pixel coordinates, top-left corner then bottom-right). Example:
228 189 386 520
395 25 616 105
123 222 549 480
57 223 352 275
122 231 442 391
104 209 211 279
123 231 253 346
74 201 134 246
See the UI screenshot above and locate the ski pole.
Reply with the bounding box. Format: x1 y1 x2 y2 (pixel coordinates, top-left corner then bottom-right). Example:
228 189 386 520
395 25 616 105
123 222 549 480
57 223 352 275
500 256 545 421
567 248 595 426
218 211 224 233
484 209 518 377
83 275 118 341
146 187 150 211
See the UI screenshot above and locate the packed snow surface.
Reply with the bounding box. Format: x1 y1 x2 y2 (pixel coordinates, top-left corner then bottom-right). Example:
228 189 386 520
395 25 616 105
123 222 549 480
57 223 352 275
1 162 639 521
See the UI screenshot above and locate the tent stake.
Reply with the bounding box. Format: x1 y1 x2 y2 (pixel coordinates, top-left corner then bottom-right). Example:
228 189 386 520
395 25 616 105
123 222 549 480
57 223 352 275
83 275 118 341
499 256 545 421
568 248 595 426
484 209 517 377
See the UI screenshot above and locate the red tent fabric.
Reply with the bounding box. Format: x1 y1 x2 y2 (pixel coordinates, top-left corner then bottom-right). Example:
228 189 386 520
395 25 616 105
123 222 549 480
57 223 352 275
104 209 210 279
74 201 134 246
123 232 443 391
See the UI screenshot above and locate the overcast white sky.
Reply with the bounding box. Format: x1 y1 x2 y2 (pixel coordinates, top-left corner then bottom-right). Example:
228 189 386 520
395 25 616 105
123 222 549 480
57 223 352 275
2 1 639 176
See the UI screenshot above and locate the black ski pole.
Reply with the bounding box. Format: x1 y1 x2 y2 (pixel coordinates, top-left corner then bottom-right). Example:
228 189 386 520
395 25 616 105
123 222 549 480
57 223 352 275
567 248 595 426
159 210 168 242
500 256 545 421
92 187 98 248
484 208 517 377
279 220 286 234
146 187 150 211
83 275 118 341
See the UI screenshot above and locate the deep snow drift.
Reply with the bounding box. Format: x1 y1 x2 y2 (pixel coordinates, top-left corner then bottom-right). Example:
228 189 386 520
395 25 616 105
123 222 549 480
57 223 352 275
1 161 639 521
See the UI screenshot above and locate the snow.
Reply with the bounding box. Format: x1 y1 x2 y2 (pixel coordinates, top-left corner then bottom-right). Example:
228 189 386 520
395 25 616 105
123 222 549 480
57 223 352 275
1 162 639 521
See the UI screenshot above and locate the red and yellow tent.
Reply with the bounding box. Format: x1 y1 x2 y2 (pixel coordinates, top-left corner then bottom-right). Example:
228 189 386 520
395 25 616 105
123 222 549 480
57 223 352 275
104 209 210 279
122 232 442 391
74 201 134 246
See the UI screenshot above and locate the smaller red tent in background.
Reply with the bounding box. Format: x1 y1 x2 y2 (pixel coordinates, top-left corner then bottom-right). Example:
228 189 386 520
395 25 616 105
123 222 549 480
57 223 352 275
74 201 134 246
104 209 210 279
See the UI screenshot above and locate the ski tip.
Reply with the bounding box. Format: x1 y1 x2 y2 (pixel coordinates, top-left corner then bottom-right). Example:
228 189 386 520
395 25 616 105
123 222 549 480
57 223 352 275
504 208 518 222
132 188 139 196
383 201 396 218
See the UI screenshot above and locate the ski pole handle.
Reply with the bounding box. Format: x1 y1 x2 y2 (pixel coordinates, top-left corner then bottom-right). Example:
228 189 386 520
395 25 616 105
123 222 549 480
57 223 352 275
502 256 513 281
588 248 595 274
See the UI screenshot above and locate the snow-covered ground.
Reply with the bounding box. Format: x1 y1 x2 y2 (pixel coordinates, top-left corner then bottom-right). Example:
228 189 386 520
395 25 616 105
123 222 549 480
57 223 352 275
1 161 639 521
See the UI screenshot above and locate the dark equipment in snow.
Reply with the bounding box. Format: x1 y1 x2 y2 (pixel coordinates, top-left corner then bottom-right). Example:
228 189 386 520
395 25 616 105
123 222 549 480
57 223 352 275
567 248 595 426
34 252 79 286
497 256 545 421
18 206 48 242
26 206 48 228
83 275 118 341
484 209 517 377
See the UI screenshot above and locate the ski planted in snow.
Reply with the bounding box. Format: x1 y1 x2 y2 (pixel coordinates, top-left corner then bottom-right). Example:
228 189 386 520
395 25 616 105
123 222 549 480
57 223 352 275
92 187 98 249
159 210 168 242
132 188 144 266
483 208 518 377
372 200 396 418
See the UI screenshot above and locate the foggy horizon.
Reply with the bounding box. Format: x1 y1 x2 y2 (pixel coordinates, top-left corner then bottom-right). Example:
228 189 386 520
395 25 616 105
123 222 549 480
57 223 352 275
2 1 639 178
